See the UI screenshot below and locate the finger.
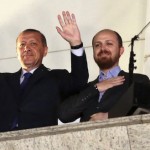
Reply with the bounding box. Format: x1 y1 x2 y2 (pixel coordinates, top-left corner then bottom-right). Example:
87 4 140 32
110 76 125 82
62 11 69 25
71 13 76 24
90 114 96 117
111 79 125 86
89 118 94 121
56 27 62 34
57 15 65 28
112 79 125 83
66 11 72 24
115 77 125 82
90 114 96 120
112 76 124 80
56 27 65 38
89 116 95 121
113 81 124 86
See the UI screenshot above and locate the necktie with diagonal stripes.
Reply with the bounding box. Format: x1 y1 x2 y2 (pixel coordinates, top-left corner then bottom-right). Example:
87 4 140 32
20 72 32 90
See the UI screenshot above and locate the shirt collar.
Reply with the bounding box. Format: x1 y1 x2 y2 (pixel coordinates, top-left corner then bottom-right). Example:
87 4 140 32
99 66 121 81
21 68 37 78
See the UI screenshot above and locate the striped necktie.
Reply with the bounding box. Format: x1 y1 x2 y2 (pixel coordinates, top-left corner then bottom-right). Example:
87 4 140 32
11 73 32 130
20 72 32 90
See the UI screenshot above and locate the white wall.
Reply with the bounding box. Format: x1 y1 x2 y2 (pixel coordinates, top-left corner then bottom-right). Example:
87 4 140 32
143 0 150 78
0 0 149 80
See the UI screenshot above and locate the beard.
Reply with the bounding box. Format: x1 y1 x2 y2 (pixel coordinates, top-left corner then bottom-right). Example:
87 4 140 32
94 50 120 70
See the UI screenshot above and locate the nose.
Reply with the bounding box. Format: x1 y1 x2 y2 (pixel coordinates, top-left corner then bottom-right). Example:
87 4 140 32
101 44 106 51
24 45 31 52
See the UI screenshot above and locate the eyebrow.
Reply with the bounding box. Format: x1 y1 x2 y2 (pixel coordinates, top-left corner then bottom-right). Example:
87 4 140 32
94 40 115 43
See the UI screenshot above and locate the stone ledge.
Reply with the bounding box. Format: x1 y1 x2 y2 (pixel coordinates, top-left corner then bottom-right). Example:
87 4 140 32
0 114 150 150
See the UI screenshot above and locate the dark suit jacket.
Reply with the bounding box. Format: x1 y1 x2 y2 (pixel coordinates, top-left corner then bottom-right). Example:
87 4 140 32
0 53 88 132
58 70 150 123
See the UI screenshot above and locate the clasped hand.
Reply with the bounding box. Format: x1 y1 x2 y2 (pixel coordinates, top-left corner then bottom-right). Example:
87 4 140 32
90 76 125 121
96 76 125 92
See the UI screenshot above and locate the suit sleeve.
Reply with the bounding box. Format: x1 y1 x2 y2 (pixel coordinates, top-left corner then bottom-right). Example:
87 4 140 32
60 50 89 99
70 50 89 91
134 75 150 108
58 85 99 123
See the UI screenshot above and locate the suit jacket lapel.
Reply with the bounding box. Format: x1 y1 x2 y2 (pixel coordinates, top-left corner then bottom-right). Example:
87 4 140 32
21 64 49 99
108 82 134 118
90 77 99 87
11 70 21 93
7 70 22 104
107 70 136 118
98 70 130 111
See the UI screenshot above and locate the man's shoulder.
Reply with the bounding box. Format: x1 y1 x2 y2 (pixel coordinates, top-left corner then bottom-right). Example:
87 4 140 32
0 71 19 77
48 69 68 76
40 66 69 79
119 70 149 77
39 64 68 73
121 70 149 82
133 73 149 82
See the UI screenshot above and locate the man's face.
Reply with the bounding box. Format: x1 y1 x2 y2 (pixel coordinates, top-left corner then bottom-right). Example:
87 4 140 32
92 30 124 70
16 32 48 70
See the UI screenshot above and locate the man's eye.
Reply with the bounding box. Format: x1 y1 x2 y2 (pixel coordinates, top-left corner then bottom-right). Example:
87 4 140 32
20 43 25 47
30 42 37 46
107 43 113 45
95 44 100 47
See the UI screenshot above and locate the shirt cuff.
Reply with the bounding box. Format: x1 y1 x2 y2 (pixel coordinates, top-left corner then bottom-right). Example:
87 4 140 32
71 47 84 56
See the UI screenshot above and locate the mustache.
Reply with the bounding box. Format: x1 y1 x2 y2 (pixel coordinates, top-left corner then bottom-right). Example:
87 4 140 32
22 51 33 56
97 50 111 56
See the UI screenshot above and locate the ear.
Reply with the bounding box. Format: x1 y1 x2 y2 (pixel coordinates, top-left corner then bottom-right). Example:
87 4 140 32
119 47 124 56
16 48 20 59
43 46 48 57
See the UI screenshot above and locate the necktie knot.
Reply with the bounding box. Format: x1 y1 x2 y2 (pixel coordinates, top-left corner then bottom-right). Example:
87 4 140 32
24 72 32 79
21 72 32 90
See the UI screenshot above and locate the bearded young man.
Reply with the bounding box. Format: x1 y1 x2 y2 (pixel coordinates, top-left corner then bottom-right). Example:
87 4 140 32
58 29 150 123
